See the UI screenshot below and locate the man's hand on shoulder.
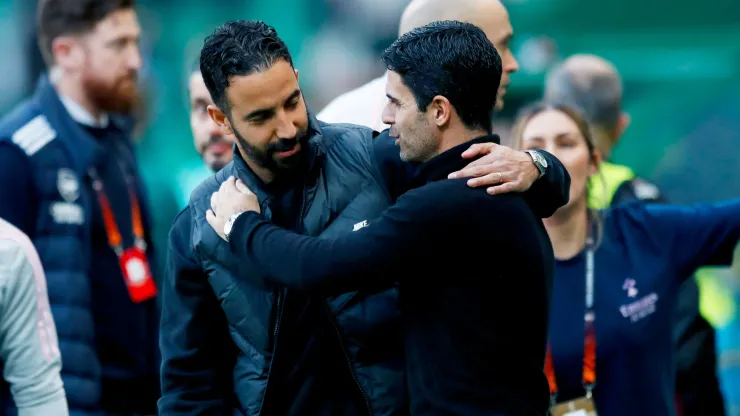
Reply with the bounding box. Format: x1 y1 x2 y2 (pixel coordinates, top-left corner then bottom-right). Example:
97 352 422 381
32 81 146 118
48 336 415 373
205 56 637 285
206 176 260 240
447 142 540 195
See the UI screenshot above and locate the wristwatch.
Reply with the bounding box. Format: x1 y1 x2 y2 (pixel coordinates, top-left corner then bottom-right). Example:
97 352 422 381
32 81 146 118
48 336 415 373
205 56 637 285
525 150 548 179
223 211 245 242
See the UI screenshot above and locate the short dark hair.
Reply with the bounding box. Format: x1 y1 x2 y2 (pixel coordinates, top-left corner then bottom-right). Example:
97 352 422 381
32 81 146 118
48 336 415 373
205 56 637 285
381 20 502 132
37 0 135 66
200 20 293 114
544 64 622 135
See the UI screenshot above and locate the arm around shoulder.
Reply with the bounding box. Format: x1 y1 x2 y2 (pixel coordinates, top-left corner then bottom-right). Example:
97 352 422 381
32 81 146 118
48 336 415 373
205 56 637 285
228 183 454 293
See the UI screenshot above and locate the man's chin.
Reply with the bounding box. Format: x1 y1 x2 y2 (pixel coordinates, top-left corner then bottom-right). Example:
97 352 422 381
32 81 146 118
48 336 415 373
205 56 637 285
273 150 308 174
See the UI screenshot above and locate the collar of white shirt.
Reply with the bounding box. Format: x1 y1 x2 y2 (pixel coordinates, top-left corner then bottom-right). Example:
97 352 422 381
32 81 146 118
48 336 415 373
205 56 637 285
59 95 110 129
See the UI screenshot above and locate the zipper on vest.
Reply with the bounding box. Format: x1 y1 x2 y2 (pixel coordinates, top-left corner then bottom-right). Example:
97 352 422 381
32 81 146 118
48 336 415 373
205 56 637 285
298 144 318 230
260 170 313 413
259 290 285 414
273 293 282 337
299 185 308 231
325 303 373 415
302 144 371 414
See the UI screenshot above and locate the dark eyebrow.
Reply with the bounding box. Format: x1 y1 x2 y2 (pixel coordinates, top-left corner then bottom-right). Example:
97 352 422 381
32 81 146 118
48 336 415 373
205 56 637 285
386 94 401 105
525 133 575 142
105 33 141 47
285 89 301 104
499 32 513 46
191 97 210 108
243 88 302 122
524 136 545 143
555 132 577 140
244 108 273 122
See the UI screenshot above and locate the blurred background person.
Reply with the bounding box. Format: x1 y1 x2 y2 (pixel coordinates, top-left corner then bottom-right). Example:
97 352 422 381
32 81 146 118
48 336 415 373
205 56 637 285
0 0 160 414
512 101 740 416
544 54 725 415
0 217 68 416
187 62 235 172
317 0 520 130
544 55 658 205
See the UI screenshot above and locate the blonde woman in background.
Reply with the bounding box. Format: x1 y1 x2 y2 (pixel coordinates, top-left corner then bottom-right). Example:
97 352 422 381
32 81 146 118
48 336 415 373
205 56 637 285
512 102 740 416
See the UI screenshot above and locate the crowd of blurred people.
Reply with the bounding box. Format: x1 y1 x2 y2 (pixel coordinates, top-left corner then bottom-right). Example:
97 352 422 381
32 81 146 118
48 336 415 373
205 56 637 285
0 0 737 415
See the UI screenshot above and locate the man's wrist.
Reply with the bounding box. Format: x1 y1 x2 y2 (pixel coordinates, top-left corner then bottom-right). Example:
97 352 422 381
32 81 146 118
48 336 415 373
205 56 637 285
226 211 264 255
224 211 246 242
525 150 548 180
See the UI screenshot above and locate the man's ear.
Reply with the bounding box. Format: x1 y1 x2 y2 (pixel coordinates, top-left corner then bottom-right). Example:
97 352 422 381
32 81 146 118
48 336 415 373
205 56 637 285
208 105 235 136
430 95 452 128
613 112 631 144
52 36 85 71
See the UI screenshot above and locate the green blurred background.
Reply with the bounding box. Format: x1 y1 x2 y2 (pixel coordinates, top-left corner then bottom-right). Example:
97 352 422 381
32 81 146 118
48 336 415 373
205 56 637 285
1 0 739 412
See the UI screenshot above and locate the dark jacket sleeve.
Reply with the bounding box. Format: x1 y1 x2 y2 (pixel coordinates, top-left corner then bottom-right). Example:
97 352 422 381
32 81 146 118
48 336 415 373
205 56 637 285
371 133 570 217
227 182 488 295
520 150 570 218
158 208 236 415
0 142 36 235
641 200 740 277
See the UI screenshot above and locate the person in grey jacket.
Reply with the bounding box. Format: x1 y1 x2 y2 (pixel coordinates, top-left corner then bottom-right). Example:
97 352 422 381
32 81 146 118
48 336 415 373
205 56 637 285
0 217 67 415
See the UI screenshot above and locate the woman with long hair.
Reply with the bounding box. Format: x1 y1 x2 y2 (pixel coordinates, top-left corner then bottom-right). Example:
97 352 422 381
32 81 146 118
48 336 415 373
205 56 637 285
512 102 740 416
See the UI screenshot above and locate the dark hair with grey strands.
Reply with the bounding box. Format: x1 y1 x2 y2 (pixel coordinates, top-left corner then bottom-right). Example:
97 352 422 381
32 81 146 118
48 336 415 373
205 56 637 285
199 20 293 116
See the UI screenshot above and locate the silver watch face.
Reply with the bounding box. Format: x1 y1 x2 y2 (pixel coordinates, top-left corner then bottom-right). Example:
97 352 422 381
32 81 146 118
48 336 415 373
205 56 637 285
529 150 547 172
537 152 548 168
224 217 234 238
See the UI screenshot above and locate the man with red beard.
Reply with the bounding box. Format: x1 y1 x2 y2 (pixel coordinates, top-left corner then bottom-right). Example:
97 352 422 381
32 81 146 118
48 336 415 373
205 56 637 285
0 1 160 415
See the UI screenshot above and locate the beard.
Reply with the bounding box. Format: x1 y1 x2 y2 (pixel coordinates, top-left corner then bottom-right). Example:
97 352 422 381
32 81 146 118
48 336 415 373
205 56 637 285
232 124 310 176
397 114 437 163
201 135 235 172
82 69 140 114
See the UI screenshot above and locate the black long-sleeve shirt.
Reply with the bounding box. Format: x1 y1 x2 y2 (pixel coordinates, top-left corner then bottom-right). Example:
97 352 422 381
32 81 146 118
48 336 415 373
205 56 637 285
227 136 556 415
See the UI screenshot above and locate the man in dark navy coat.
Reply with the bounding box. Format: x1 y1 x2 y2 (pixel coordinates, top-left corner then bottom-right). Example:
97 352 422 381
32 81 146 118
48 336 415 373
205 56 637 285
0 0 160 414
